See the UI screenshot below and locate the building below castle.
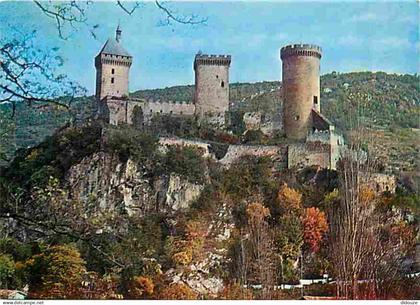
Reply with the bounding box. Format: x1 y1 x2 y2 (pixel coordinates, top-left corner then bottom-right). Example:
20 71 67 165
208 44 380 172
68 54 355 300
94 27 347 171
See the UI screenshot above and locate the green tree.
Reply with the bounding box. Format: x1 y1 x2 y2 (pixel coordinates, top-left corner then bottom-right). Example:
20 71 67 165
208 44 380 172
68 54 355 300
25 244 86 299
0 254 15 289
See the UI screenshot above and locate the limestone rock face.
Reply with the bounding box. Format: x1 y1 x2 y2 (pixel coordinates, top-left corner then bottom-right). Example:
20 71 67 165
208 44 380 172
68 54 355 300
165 175 204 211
66 152 203 216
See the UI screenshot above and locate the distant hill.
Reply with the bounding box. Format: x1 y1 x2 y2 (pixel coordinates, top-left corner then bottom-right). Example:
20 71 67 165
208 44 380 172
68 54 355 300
1 71 419 171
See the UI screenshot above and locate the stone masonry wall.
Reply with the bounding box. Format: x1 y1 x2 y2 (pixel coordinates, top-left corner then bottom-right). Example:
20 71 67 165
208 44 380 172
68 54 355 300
194 56 230 119
100 97 195 126
219 144 288 167
95 54 131 100
281 44 321 141
288 142 331 169
158 137 288 168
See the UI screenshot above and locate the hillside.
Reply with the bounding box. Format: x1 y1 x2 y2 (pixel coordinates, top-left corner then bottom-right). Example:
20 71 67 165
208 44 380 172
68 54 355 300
1 72 419 171
0 123 417 299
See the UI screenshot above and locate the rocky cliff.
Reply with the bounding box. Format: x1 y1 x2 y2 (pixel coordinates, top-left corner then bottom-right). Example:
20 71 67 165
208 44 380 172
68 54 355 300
66 152 204 217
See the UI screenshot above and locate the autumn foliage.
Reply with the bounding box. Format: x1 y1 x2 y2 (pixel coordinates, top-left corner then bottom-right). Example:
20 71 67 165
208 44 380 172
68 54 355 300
277 184 303 213
127 276 155 299
25 245 86 299
302 207 328 253
169 220 207 266
157 282 198 300
218 282 253 300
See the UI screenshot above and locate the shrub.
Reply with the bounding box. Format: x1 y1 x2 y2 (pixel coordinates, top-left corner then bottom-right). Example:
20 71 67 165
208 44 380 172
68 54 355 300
106 125 158 162
218 282 253 300
157 282 198 300
127 276 155 299
162 145 206 184
0 254 15 289
25 244 86 299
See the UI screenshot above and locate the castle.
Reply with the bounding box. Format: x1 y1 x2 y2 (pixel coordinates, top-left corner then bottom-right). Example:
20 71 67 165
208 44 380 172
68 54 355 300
95 26 345 171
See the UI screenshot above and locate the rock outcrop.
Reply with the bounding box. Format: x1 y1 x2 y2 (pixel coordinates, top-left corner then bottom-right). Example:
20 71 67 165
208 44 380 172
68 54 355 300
66 152 204 216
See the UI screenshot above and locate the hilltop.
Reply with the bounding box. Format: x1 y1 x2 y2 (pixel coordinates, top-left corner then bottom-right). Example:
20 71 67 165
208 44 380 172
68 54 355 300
1 71 419 171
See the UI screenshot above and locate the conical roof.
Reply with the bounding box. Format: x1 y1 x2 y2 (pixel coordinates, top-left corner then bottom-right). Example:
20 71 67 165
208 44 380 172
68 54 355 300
98 37 131 57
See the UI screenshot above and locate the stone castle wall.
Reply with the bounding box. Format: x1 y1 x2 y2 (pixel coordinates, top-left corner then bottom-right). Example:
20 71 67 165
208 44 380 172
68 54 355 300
288 142 331 169
159 137 213 158
219 144 288 167
99 97 195 126
370 173 396 193
157 137 288 168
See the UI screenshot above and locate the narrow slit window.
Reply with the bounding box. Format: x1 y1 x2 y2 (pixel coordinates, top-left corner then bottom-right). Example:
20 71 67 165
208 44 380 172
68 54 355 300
111 77 114 84
111 68 115 74
221 81 225 88
313 96 318 105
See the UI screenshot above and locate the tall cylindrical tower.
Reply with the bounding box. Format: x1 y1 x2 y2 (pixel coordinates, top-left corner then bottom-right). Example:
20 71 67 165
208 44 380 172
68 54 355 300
280 44 322 140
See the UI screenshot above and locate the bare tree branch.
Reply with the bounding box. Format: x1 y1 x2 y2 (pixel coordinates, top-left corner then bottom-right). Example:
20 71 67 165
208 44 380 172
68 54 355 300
33 0 92 39
116 1 143 16
32 1 207 40
0 30 86 118
155 1 208 25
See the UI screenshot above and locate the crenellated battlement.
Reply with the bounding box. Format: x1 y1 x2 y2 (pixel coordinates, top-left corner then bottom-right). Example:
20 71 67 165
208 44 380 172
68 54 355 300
280 44 322 60
194 54 231 69
95 53 132 68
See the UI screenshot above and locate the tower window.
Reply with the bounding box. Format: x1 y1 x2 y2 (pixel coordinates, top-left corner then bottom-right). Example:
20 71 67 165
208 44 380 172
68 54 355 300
111 68 115 74
111 77 114 84
216 75 219 79
294 115 300 121
313 96 318 105
221 81 225 88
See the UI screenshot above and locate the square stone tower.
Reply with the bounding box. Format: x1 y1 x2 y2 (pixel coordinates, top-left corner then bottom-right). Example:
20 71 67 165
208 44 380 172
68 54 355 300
194 53 231 124
95 25 132 101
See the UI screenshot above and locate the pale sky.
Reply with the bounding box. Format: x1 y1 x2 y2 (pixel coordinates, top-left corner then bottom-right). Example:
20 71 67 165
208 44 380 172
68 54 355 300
0 1 418 94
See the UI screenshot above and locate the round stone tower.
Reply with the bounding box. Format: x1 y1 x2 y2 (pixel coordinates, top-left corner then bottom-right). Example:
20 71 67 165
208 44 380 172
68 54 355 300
280 44 322 140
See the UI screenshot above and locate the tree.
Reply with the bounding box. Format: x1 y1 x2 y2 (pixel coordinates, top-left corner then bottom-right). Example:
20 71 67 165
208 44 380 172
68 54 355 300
24 244 86 298
167 219 207 267
218 281 253 300
32 1 207 40
0 254 15 289
127 276 155 299
157 282 198 300
302 207 328 253
277 183 303 213
244 201 276 298
0 107 16 163
275 184 304 284
0 29 86 117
